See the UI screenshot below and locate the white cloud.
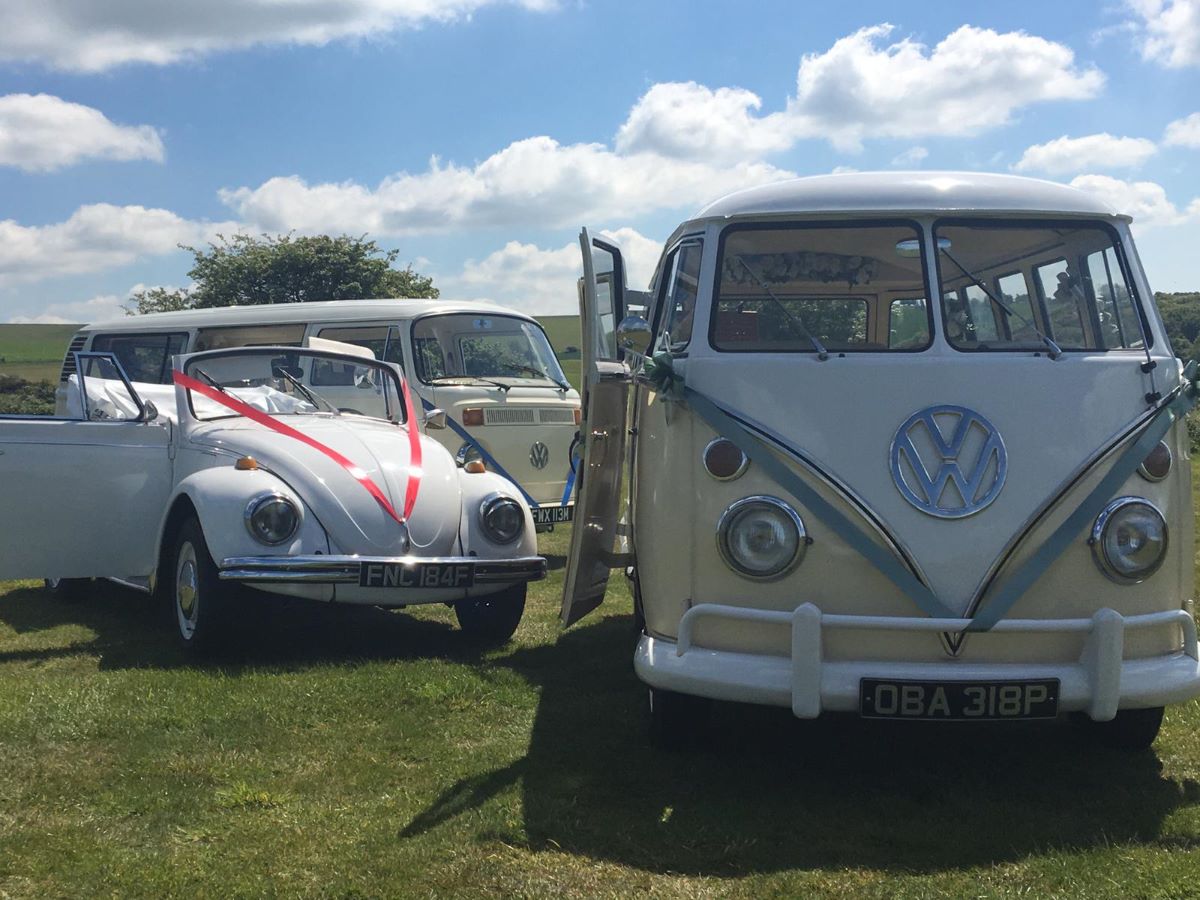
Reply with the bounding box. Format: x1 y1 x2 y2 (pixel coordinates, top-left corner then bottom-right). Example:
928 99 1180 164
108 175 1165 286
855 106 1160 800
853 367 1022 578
0 93 164 172
613 25 1104 158
1013 133 1158 175
7 292 127 324
616 82 792 163
1069 174 1197 226
440 228 662 315
0 0 557 71
0 204 236 285
220 136 795 235
1164 111 1200 146
890 146 928 167
1125 0 1200 67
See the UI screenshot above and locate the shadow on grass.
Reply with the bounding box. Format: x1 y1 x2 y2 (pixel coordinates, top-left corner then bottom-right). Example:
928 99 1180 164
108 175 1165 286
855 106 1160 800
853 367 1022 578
408 614 1200 876
0 580 486 672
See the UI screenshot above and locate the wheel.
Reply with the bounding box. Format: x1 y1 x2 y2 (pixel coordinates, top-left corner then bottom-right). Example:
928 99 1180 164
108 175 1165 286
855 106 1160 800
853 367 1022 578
648 687 711 750
43 577 91 601
1075 706 1165 751
454 584 526 644
168 517 231 652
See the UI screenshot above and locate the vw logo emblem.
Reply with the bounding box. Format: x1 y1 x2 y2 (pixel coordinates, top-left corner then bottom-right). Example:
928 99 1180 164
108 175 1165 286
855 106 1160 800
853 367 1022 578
890 405 1007 519
529 441 550 470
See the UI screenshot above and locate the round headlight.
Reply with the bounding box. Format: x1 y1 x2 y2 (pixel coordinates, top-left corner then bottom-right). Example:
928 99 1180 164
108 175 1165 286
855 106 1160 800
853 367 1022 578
1090 497 1168 584
245 494 300 545
479 494 524 544
717 496 806 580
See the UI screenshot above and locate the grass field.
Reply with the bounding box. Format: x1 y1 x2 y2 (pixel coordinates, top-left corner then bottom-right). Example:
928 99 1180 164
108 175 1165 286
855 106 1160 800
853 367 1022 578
0 324 76 383
2 478 1200 897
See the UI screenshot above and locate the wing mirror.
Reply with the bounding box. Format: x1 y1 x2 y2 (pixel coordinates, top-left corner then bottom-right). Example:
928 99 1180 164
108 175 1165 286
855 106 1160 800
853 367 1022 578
140 400 159 423
616 314 652 355
424 407 447 430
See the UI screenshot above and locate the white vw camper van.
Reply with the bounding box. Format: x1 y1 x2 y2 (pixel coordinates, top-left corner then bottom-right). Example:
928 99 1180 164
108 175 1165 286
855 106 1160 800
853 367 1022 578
563 172 1199 750
56 301 581 524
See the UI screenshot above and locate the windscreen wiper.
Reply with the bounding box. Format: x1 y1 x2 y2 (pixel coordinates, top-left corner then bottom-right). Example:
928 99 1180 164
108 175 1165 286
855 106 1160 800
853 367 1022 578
502 362 571 391
940 247 1063 359
193 368 228 393
274 366 338 413
732 255 829 360
430 375 511 393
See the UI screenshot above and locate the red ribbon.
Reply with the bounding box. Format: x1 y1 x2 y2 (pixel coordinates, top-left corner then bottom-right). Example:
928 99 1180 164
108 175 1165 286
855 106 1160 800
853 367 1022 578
174 369 421 524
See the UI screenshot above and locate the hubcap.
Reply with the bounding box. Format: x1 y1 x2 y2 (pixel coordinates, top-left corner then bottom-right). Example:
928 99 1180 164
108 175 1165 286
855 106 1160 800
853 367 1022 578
175 542 200 640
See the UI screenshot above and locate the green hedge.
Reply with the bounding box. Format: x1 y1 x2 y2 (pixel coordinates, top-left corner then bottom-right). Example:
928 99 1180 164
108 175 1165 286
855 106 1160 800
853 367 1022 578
0 374 55 416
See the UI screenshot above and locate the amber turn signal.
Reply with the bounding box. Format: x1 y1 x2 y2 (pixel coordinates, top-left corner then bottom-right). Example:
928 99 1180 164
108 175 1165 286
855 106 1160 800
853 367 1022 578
464 459 487 474
462 408 484 426
1138 440 1172 482
573 407 583 425
235 456 259 471
703 438 748 480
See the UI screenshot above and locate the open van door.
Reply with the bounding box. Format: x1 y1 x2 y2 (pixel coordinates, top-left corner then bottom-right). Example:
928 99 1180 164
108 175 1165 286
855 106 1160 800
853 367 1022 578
560 229 632 626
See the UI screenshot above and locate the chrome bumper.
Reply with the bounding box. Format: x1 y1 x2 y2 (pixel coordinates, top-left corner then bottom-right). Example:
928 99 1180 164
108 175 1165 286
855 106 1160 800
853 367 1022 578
635 602 1200 722
219 554 547 585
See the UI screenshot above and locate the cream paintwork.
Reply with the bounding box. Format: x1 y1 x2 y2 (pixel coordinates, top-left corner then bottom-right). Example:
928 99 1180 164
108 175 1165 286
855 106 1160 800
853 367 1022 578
53 299 581 508
565 171 1200 722
0 347 541 606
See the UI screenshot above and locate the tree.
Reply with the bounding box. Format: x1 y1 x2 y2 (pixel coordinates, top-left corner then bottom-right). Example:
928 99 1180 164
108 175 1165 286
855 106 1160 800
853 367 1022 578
126 233 438 315
1156 292 1200 360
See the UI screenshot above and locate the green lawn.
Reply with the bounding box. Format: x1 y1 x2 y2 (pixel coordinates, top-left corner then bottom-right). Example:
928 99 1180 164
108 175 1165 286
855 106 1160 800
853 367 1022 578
0 325 77 384
2 490 1200 897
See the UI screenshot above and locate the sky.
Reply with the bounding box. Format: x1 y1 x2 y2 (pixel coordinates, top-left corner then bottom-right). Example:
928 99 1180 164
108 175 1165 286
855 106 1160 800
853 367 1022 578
0 0 1198 323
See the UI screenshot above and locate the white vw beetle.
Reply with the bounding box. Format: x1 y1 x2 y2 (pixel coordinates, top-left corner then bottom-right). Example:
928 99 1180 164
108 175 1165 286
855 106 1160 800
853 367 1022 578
564 171 1200 750
0 345 545 649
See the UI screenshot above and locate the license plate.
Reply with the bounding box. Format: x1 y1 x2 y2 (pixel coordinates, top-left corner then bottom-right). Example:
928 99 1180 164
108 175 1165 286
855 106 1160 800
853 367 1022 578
358 561 475 589
532 505 574 525
859 678 1059 721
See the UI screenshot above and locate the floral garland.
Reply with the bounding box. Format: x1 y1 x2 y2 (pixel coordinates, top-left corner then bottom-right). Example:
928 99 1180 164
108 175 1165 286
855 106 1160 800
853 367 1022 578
722 252 880 288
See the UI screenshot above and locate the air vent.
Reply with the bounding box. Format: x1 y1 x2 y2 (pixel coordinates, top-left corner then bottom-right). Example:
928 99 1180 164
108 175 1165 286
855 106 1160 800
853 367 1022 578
484 407 537 426
537 408 576 425
58 334 88 383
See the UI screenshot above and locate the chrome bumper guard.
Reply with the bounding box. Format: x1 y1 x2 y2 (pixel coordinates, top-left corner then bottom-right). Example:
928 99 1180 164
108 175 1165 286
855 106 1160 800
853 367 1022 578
219 554 548 585
635 602 1200 721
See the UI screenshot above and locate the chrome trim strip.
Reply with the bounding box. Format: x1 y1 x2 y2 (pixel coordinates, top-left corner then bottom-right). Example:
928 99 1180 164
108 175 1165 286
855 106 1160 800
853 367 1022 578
219 554 547 585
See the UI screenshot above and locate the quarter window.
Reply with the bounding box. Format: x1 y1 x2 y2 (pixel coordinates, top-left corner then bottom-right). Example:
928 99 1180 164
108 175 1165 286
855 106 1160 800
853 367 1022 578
316 326 405 366
662 241 703 352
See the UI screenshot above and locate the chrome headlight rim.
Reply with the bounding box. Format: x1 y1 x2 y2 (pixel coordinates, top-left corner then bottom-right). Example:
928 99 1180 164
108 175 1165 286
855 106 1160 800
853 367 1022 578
1090 496 1169 585
702 437 750 482
716 495 806 581
244 492 301 546
1137 440 1173 483
478 492 524 545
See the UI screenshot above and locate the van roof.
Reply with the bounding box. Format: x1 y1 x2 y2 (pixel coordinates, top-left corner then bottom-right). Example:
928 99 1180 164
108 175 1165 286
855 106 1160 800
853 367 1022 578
76 298 534 334
693 171 1125 222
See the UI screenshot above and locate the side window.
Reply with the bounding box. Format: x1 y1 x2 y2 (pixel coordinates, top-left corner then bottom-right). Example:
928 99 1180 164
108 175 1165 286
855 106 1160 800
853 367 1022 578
316 326 405 365
663 241 703 352
76 355 144 422
961 286 1001 342
888 298 930 349
1034 260 1086 346
90 332 188 384
994 272 1041 343
587 244 620 360
194 324 306 352
1083 248 1142 349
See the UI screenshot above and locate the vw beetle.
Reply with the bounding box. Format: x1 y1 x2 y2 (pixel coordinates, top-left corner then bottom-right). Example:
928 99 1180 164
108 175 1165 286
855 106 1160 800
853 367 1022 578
563 171 1200 749
0 345 546 650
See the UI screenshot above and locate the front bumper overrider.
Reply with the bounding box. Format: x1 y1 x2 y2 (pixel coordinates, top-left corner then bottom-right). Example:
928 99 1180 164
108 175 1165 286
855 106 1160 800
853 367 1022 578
219 554 547 585
635 602 1200 722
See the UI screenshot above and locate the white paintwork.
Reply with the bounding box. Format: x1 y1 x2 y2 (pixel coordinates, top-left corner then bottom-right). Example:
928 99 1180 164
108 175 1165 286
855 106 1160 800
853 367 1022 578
55 298 581 507
568 170 1200 722
0 346 543 606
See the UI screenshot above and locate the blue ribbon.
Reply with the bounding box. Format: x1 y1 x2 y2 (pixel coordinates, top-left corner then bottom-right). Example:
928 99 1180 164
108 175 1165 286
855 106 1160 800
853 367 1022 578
422 398 576 511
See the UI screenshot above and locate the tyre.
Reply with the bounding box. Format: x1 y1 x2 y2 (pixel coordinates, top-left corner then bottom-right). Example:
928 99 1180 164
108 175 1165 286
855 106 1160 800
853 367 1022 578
167 517 232 653
454 584 526 644
43 578 91 602
1075 706 1164 751
648 687 711 750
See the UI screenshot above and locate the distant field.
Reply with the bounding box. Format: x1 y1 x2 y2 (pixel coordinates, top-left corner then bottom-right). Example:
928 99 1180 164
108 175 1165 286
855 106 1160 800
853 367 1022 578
0 324 77 383
537 315 580 356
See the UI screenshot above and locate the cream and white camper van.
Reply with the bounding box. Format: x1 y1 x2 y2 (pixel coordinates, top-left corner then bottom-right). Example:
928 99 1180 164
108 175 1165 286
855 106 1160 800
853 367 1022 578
563 172 1199 750
56 301 581 524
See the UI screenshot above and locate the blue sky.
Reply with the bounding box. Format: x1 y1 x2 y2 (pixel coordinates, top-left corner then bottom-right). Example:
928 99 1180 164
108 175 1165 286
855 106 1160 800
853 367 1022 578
0 0 1198 322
